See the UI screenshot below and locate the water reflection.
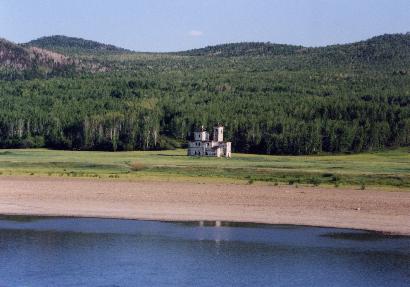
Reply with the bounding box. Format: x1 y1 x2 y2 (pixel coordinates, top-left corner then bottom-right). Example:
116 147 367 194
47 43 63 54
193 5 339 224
321 231 408 241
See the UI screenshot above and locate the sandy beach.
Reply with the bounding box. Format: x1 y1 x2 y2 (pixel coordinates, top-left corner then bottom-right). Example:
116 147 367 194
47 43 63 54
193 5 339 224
0 176 409 235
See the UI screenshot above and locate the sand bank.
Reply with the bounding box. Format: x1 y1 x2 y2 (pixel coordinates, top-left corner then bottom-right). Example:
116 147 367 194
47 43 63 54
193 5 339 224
0 176 409 235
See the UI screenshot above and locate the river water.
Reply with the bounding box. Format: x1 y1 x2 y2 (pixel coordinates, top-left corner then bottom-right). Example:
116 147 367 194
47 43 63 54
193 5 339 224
0 217 408 287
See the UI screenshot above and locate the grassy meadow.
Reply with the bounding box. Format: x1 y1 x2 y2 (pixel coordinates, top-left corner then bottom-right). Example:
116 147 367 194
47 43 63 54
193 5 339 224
0 148 409 189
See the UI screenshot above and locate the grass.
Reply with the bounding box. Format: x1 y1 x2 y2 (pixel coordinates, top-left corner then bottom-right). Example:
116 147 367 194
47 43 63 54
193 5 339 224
0 148 409 189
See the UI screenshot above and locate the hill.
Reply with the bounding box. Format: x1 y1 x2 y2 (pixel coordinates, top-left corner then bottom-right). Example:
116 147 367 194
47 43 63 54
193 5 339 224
0 38 72 69
310 33 410 68
0 33 409 155
177 33 410 69
176 42 304 57
0 38 76 79
25 35 132 56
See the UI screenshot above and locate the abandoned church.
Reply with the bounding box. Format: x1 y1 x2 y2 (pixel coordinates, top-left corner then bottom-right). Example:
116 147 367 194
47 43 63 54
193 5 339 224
187 125 232 158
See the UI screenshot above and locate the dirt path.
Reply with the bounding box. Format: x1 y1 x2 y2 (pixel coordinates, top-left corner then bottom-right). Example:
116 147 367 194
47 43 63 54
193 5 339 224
0 176 409 235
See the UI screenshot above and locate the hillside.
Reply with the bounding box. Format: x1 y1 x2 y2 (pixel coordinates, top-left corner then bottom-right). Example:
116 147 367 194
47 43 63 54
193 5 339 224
0 38 74 68
0 33 409 155
0 38 77 79
26 35 132 56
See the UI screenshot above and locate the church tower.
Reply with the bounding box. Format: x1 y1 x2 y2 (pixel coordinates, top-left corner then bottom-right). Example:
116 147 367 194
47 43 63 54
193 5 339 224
213 125 224 142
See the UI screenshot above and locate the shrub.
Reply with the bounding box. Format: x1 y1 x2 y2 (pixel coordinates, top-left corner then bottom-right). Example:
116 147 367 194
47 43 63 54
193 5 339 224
322 173 333 177
130 161 145 171
308 177 321 186
331 175 340 182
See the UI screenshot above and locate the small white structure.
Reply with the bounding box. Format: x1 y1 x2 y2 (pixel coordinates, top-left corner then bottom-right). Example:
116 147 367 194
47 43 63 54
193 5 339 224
187 124 232 158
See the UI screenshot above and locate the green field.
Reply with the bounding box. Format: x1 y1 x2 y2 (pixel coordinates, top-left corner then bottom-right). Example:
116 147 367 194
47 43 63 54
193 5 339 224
0 148 409 189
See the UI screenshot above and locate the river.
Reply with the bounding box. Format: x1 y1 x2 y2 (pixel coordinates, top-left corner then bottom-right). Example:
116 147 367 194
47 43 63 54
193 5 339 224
0 217 408 286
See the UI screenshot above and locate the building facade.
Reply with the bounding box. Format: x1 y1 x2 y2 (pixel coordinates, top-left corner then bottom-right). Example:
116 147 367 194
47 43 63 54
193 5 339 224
187 125 232 158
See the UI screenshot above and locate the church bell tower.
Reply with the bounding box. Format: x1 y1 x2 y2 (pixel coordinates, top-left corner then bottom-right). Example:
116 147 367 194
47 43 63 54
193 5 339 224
213 125 224 142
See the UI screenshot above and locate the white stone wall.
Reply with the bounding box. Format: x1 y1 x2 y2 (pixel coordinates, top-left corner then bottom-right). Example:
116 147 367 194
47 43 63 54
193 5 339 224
187 140 215 156
194 131 209 141
225 142 232 158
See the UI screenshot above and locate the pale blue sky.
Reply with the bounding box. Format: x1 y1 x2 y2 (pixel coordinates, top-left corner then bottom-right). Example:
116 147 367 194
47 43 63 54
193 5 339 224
1 0 409 51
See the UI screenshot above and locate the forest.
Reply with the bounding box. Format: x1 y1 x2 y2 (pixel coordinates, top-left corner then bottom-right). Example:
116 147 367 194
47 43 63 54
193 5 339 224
0 34 409 154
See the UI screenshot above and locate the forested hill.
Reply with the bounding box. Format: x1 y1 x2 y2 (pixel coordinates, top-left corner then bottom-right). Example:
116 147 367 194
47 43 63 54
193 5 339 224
25 35 131 55
0 33 409 155
176 42 304 57
178 33 410 68
311 33 410 68
178 34 410 58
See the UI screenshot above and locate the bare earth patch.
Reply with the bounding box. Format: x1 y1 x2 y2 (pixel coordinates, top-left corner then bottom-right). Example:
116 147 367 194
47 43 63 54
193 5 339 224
0 176 409 235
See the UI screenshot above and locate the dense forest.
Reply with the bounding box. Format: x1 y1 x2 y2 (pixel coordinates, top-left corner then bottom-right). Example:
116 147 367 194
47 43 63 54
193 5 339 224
0 34 409 154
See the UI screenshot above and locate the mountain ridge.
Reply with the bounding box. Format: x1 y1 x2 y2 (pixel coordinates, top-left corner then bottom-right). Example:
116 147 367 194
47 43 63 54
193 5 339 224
176 33 410 58
1 32 409 80
21 32 410 57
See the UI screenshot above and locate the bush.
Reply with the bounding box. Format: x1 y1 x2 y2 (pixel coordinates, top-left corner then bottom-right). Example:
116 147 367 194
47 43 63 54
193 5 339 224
130 161 145 171
331 175 340 182
308 177 321 186
322 173 333 177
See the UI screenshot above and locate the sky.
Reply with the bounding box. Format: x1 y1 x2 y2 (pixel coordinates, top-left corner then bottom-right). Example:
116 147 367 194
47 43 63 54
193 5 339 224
1 0 409 52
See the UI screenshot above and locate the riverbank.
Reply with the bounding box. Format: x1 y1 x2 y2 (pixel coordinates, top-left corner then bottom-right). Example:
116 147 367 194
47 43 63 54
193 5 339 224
0 148 409 188
0 176 409 235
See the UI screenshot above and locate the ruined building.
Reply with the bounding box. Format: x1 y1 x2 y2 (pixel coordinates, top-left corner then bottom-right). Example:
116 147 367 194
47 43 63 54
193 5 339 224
187 125 232 157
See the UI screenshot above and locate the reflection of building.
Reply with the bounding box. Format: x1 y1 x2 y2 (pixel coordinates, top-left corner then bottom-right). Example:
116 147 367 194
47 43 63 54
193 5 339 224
187 125 232 158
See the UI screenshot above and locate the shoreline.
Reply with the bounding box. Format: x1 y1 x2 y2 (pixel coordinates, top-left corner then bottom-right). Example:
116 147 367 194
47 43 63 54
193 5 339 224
0 176 409 235
1 213 409 238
